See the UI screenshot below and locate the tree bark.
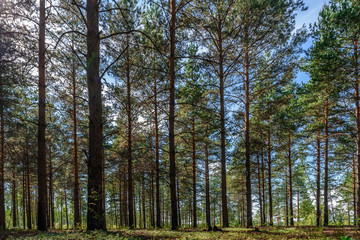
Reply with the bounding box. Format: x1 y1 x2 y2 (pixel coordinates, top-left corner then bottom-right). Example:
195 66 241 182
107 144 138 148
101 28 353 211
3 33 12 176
218 17 229 229
154 62 161 228
37 0 47 231
324 97 329 226
125 34 134 229
86 0 105 231
205 139 211 230
25 137 31 229
12 169 16 227
261 151 266 224
244 38 252 228
72 54 81 228
169 0 178 230
191 116 197 228
0 90 5 229
354 39 360 229
288 134 294 226
267 114 273 226
49 147 54 228
285 170 288 226
316 133 321 227
65 189 69 229
257 154 263 226
353 151 357 226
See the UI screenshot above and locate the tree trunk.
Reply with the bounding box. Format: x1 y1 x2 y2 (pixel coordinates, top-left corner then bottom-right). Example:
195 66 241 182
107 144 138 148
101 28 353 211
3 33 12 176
169 0 178 230
12 169 16 227
285 170 288 227
177 179 181 227
26 137 31 229
297 186 300 225
86 0 105 231
267 114 273 226
191 116 197 228
118 167 123 227
354 39 360 229
65 189 69 229
151 172 155 227
124 34 134 229
205 139 211 230
316 133 321 227
142 173 146 228
324 97 329 226
72 54 81 228
353 151 357 226
288 134 294 226
154 62 161 228
218 18 229 229
49 147 54 228
257 154 263 226
22 165 26 229
244 39 252 228
261 151 266 224
37 0 47 231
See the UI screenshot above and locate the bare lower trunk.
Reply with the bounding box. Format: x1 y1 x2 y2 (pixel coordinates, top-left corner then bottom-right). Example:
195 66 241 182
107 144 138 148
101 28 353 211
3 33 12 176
192 116 197 228
0 94 5 229
37 0 47 231
267 115 273 226
169 0 178 230
86 0 105 231
205 140 211 229
324 98 329 226
316 133 321 227
288 134 294 226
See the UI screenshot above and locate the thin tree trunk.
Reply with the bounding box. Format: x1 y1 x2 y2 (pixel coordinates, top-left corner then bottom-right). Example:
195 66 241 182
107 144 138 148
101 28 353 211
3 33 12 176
261 151 266 224
297 186 300 225
49 147 54 228
191 116 197 228
142 173 146 228
12 169 16 227
0 86 4 230
169 0 178 230
353 39 360 229
218 18 229 229
324 97 329 226
72 55 81 228
60 190 63 229
86 0 105 230
267 113 273 226
177 179 181 227
154 60 161 228
205 139 211 230
26 137 31 229
244 38 252 228
288 134 294 226
285 171 288 227
22 165 26 229
316 133 321 227
37 0 47 231
257 154 263 226
353 151 357 226
119 167 123 227
151 172 155 227
65 189 69 229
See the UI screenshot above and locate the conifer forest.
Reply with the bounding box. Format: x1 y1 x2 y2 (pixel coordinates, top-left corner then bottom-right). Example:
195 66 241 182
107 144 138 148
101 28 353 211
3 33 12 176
1 0 360 239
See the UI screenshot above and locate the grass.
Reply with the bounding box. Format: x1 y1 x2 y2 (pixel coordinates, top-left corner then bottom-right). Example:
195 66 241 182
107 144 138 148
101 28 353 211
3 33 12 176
0 226 358 239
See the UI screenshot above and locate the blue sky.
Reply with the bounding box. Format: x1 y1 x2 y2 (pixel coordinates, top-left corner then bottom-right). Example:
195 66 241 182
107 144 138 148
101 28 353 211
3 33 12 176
295 0 329 83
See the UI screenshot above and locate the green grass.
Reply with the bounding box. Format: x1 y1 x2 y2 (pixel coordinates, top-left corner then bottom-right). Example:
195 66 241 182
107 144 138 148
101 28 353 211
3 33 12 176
0 226 358 239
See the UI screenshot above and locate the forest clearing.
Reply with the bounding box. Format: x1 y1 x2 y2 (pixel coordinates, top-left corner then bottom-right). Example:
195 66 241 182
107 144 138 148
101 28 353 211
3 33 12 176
1 0 360 239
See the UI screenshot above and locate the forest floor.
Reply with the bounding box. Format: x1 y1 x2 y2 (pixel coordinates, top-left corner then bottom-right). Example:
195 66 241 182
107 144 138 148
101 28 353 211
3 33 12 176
0 226 358 239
